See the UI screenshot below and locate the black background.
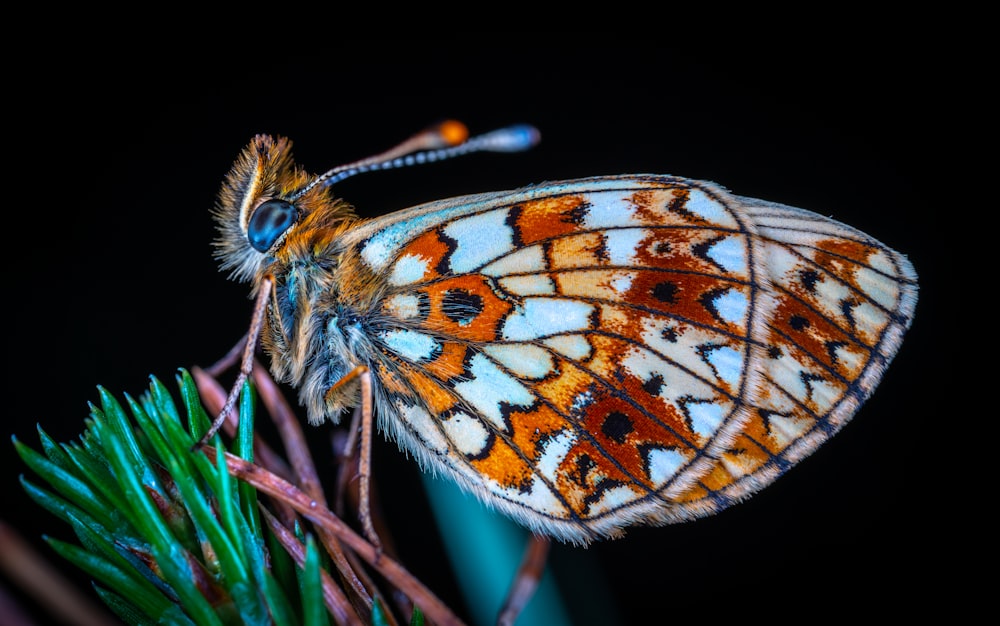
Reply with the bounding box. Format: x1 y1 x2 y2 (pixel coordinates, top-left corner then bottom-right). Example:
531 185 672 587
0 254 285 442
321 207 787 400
5 32 961 625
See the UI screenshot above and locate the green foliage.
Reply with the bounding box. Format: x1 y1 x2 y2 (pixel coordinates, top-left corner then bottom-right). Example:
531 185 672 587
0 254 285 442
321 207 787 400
13 370 328 625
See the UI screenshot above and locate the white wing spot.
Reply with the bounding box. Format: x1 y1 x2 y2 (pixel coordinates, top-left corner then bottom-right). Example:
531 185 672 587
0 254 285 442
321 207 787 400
384 293 422 320
542 335 593 360
610 272 634 294
481 245 546 276
646 447 687 487
603 228 646 265
397 401 448 453
389 253 430 286
483 343 555 379
582 191 638 228
684 189 738 227
490 475 569 517
686 400 725 438
379 329 440 363
443 209 515 273
452 353 534 431
536 429 576 482
442 411 491 456
713 288 749 326
705 235 747 274
502 298 594 341
587 484 639 516
703 344 743 387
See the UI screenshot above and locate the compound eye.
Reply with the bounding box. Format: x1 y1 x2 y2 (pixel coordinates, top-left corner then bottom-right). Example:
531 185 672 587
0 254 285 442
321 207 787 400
247 199 296 252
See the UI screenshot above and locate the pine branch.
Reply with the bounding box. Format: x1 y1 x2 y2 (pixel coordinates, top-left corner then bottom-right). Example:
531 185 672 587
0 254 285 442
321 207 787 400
12 369 443 626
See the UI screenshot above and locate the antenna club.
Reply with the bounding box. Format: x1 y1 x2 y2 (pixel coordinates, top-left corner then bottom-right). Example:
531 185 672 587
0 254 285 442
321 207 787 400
508 124 541 150
438 120 470 147
483 124 541 152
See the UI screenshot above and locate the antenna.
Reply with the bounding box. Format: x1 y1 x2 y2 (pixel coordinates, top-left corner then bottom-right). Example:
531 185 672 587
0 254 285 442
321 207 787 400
291 121 540 200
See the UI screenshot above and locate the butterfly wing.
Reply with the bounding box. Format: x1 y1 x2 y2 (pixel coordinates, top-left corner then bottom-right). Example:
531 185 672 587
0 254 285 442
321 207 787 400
341 175 917 544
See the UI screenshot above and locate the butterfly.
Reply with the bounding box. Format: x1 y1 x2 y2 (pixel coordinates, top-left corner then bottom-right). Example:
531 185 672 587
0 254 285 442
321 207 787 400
209 121 918 546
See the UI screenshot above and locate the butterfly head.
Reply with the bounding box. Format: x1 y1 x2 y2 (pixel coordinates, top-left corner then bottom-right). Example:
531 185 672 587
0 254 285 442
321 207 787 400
212 134 353 283
212 123 541 284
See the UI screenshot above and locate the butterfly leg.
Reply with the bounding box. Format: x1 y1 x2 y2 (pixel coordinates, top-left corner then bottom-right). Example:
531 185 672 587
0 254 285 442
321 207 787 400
196 276 274 448
325 364 381 554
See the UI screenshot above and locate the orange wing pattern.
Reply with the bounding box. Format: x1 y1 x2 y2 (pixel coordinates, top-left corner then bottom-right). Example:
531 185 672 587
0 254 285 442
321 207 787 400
336 176 917 543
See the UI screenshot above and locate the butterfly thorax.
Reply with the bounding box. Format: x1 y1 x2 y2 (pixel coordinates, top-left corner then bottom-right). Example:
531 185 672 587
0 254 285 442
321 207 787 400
262 214 389 426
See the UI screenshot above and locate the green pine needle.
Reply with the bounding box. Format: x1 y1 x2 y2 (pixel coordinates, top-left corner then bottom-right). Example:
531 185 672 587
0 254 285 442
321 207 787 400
14 369 329 625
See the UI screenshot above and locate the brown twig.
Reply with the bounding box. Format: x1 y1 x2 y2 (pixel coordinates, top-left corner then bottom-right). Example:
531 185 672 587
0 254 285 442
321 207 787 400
197 362 409 625
215 448 466 626
204 333 248 378
0 520 119 626
496 535 551 626
198 341 456 625
191 366 292 482
333 429 412 622
260 507 364 626
250 364 383 623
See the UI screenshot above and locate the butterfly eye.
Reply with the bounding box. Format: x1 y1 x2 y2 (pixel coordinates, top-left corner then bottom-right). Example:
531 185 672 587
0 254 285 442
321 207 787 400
248 199 297 252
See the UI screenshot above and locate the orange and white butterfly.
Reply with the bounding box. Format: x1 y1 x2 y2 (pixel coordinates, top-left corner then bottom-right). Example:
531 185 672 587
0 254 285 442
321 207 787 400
211 121 918 545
